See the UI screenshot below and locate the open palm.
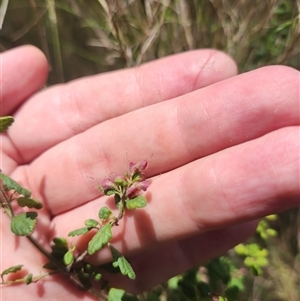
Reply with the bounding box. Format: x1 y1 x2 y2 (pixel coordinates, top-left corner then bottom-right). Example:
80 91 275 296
1 45 299 300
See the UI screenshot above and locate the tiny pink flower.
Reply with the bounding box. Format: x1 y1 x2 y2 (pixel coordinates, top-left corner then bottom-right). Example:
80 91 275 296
112 175 127 187
126 185 140 199
136 179 151 191
101 178 115 190
129 160 148 174
126 179 150 198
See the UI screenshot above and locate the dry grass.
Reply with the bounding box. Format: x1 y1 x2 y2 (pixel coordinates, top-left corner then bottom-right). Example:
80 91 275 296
1 0 299 84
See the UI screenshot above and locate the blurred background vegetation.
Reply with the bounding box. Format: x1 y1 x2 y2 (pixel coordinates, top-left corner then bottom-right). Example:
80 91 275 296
0 0 299 300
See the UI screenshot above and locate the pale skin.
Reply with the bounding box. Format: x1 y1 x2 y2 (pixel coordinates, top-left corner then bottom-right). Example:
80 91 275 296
0 45 299 300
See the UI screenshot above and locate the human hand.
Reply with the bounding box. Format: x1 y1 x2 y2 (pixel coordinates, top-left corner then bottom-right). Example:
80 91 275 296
1 45 299 300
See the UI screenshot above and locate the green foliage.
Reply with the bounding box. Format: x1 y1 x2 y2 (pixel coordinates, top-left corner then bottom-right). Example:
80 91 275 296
68 227 91 237
10 212 38 236
256 215 278 239
126 195 147 210
44 237 69 270
108 288 125 301
63 249 75 266
84 218 99 227
235 243 269 276
0 116 14 133
88 223 113 255
110 245 136 280
0 173 31 198
16 197 43 209
1 0 298 85
99 206 113 220
25 273 33 285
1 265 23 277
0 0 298 299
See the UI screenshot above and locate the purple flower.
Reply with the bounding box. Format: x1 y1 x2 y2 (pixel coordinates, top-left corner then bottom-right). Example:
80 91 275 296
101 178 115 190
126 179 151 198
129 160 148 174
136 179 151 191
112 175 127 187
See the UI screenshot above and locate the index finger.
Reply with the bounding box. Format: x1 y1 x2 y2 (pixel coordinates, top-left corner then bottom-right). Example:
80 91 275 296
9 50 237 163
0 45 48 115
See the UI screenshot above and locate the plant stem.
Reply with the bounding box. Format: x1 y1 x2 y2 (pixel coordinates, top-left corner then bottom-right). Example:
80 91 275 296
46 0 64 82
0 184 13 218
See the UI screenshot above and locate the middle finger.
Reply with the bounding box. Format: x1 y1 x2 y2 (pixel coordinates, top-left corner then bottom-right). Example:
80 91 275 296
12 65 298 215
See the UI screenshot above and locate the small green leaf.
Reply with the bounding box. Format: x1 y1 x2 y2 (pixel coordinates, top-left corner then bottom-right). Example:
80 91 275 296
17 197 43 209
64 250 75 266
11 212 37 236
110 245 136 279
84 264 93 273
234 244 247 255
108 288 125 301
266 228 277 237
1 264 23 276
126 195 147 210
84 219 99 227
0 116 14 133
26 273 33 285
77 269 92 289
114 177 128 187
104 189 118 196
68 227 90 237
98 206 112 220
50 237 69 260
52 237 68 248
88 223 112 255
0 173 31 197
113 256 136 280
94 273 102 281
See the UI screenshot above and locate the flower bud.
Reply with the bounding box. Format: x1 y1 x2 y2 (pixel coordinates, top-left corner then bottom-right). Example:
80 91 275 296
137 179 151 191
126 179 150 198
101 178 115 190
113 175 128 187
126 185 140 199
129 160 148 174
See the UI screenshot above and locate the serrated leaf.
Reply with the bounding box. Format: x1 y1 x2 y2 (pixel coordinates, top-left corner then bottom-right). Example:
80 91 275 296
0 173 31 198
17 197 43 209
11 212 37 236
126 195 147 210
88 223 112 255
0 116 14 133
84 219 99 227
1 264 23 276
114 256 136 280
26 273 33 285
110 245 136 279
108 288 125 301
68 227 90 237
98 206 112 220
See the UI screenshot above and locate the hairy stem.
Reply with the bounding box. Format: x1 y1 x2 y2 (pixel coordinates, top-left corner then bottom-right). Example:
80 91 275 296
0 184 13 218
